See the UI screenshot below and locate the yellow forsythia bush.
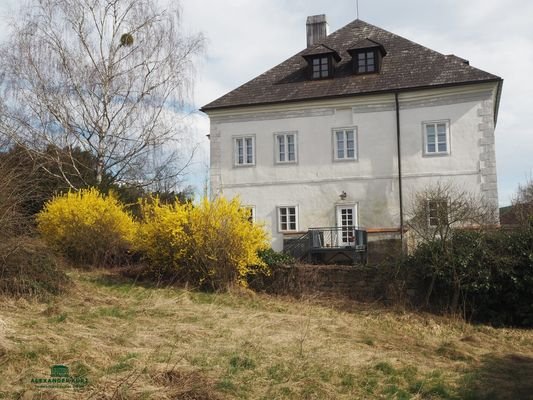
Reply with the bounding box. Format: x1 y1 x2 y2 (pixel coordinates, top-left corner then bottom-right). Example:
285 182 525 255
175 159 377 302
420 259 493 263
137 196 269 289
135 197 189 277
37 188 136 266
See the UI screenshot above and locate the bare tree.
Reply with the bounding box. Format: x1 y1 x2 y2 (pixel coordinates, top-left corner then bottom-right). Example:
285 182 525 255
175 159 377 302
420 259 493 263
0 137 35 238
406 182 496 245
0 0 204 189
511 176 533 226
405 182 496 310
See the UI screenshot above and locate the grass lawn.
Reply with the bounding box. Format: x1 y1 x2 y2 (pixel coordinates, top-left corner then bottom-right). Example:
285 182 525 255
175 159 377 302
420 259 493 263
1 269 532 399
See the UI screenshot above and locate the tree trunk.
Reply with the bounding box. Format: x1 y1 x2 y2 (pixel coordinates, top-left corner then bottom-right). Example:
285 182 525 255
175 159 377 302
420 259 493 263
424 273 436 308
96 159 104 186
451 286 461 314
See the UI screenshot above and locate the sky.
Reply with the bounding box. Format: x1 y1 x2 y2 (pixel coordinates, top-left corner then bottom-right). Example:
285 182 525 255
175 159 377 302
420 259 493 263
1 0 532 205
181 0 533 206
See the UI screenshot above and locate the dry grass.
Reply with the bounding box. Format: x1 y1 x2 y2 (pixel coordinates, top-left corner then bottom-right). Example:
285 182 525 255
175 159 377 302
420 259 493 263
1 270 532 399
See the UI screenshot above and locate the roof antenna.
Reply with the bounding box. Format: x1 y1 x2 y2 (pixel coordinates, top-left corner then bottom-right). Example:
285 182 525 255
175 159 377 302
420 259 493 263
356 0 360 19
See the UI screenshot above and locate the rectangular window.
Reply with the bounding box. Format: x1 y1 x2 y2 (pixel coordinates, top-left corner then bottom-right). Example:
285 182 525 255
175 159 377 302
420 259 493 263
428 200 448 227
424 121 449 155
333 128 357 160
312 56 330 79
234 136 255 166
275 132 297 163
277 206 298 232
242 206 256 223
355 50 377 73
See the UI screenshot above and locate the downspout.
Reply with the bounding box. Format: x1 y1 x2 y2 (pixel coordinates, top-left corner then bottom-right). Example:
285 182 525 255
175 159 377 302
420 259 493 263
395 92 404 251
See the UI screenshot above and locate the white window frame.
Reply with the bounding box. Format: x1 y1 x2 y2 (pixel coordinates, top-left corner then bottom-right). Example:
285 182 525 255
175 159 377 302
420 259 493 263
242 205 256 223
333 127 358 161
335 204 359 229
335 203 359 246
423 120 450 156
274 132 298 164
427 199 449 227
233 135 255 166
277 206 299 232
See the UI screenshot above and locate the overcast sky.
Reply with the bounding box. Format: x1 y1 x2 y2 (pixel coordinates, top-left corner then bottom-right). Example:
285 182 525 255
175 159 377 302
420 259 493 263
1 0 531 205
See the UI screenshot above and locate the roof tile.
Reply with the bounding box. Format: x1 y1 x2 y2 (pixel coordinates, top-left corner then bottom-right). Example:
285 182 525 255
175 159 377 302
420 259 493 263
202 19 500 111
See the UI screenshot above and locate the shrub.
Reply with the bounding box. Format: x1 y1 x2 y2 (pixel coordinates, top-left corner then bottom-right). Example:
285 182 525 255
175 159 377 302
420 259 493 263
136 196 270 289
403 225 533 327
474 226 533 326
0 145 35 238
0 237 70 299
135 197 189 278
246 249 295 291
257 248 295 268
37 188 136 266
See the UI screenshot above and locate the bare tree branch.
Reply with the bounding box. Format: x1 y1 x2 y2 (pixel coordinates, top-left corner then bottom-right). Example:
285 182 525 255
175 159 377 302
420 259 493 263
0 0 205 189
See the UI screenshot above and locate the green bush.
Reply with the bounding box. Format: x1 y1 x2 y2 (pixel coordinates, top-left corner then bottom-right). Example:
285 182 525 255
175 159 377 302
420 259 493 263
474 227 533 326
257 248 295 268
403 225 533 327
246 249 295 291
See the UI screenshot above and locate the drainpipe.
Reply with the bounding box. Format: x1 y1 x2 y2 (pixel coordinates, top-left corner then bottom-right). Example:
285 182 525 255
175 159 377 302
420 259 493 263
395 92 404 251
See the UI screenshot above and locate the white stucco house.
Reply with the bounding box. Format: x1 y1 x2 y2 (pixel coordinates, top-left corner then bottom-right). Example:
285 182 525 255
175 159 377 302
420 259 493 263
201 16 502 256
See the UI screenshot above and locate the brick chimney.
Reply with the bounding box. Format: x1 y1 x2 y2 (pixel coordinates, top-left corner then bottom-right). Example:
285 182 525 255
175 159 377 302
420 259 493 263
306 14 329 47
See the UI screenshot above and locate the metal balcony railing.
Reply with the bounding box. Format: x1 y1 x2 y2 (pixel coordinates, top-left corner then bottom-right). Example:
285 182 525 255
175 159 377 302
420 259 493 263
283 227 368 264
308 227 367 251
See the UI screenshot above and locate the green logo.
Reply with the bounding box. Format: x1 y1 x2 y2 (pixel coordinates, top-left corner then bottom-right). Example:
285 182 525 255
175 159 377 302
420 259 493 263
51 364 69 377
31 364 88 389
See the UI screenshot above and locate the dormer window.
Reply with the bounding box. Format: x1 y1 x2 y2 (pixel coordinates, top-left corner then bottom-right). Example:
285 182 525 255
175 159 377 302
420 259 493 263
301 44 341 80
356 50 377 74
347 38 387 75
312 56 331 79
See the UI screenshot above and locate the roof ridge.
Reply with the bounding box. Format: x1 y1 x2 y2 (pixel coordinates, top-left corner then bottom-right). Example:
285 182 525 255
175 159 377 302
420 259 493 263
201 18 501 111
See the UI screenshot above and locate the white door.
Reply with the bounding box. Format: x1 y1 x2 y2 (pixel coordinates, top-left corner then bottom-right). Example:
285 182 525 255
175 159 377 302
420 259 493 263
336 205 357 246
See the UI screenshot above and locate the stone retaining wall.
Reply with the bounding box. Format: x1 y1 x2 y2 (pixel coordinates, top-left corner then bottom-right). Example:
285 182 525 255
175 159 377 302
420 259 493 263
252 263 417 304
250 237 419 304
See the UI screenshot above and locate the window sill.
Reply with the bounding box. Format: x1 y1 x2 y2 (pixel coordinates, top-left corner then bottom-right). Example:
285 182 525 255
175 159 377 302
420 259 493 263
422 152 450 158
333 158 358 162
275 161 298 165
233 163 256 168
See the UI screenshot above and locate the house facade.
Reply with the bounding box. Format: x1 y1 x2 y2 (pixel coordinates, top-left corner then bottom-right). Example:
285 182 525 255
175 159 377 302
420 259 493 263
201 16 502 252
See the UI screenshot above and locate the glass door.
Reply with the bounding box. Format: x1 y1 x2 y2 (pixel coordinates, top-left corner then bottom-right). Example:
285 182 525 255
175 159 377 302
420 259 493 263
336 205 357 246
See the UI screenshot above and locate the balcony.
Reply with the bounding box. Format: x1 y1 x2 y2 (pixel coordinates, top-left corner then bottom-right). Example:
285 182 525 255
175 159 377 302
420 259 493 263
283 227 368 264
